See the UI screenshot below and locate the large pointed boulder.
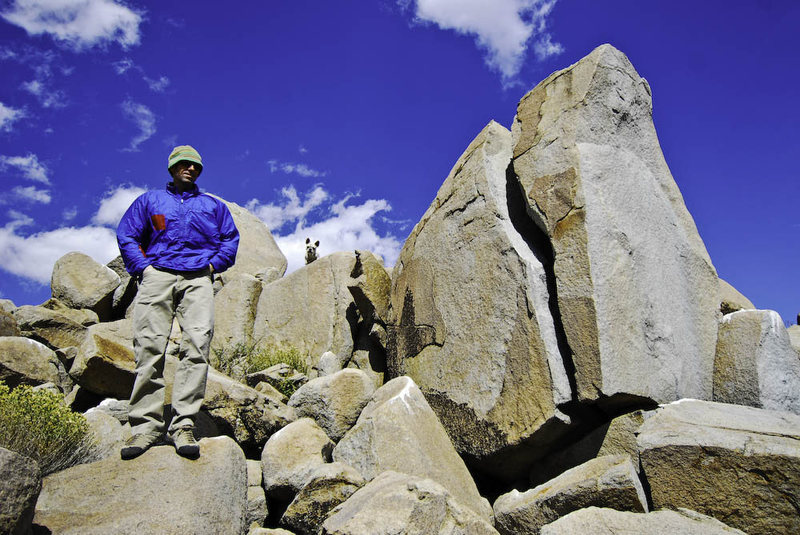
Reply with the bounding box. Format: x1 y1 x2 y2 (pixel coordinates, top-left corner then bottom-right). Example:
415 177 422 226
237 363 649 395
511 43 719 406
387 121 571 477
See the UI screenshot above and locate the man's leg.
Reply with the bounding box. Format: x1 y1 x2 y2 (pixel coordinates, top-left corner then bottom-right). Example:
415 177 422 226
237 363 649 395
169 269 214 435
128 267 176 439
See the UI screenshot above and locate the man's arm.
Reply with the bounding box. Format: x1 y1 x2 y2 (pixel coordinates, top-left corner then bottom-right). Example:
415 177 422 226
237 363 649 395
116 195 153 275
208 201 239 273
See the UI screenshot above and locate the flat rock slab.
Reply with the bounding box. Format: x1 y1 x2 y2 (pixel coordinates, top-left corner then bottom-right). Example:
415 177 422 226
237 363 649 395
33 436 247 535
540 507 746 534
512 43 719 406
495 455 646 535
321 471 499 535
637 399 800 535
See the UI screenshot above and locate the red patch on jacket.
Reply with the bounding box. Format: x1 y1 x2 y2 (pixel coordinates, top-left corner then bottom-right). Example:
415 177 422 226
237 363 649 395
151 214 166 231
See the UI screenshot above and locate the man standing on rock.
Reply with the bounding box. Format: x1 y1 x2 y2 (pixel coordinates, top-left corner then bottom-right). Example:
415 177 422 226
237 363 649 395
116 145 239 460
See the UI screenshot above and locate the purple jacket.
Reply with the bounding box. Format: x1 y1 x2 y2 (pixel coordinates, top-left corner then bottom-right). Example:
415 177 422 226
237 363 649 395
117 183 239 275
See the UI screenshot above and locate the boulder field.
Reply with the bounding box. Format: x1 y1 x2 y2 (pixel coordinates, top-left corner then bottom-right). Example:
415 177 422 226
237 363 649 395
2 44 798 535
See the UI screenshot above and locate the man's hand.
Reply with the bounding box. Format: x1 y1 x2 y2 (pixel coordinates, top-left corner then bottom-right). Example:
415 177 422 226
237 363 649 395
143 265 155 275
209 263 214 274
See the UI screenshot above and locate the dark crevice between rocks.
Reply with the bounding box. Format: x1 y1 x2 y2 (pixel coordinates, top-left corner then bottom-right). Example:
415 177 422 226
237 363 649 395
638 456 655 512
504 160 578 402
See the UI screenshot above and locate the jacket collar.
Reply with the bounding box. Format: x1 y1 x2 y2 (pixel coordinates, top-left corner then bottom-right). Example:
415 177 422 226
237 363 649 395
166 182 200 198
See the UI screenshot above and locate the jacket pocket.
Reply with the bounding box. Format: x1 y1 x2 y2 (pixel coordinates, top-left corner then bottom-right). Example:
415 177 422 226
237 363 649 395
150 214 167 231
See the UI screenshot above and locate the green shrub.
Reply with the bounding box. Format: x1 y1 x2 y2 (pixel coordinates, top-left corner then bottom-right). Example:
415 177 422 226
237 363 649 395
0 382 96 475
211 341 309 397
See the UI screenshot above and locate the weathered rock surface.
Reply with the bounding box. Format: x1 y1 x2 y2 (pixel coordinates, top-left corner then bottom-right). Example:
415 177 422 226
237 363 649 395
0 307 20 336
69 319 135 398
0 336 66 389
788 323 800 349
387 121 570 478
50 252 120 320
288 368 376 441
83 407 130 460
0 447 41 535
33 436 247 535
348 250 392 327
494 455 646 535
253 252 359 369
261 417 334 501
246 459 267 529
333 376 491 519
13 304 88 351
41 297 99 326
321 471 499 535
637 399 800 535
529 410 646 485
219 198 287 281
719 278 755 314
714 309 800 413
212 273 263 353
203 368 297 456
106 255 137 318
512 43 719 406
281 462 366 535
540 507 746 535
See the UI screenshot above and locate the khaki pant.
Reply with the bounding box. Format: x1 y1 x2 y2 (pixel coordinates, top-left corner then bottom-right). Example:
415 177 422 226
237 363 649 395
128 266 214 437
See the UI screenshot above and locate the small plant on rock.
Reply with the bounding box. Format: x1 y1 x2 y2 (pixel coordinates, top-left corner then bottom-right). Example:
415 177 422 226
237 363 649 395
0 381 96 475
212 340 309 396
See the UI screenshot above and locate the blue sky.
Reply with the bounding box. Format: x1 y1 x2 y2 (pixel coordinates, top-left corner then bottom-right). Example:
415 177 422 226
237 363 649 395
1 0 798 324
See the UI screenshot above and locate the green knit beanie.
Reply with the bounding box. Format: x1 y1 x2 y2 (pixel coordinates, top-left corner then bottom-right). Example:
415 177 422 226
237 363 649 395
168 145 203 173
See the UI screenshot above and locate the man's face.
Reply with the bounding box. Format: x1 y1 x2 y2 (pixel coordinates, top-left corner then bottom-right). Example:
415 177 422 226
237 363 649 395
170 160 201 188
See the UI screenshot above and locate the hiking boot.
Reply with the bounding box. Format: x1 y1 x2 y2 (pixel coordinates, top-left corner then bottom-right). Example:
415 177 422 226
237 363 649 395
120 433 160 460
171 427 199 458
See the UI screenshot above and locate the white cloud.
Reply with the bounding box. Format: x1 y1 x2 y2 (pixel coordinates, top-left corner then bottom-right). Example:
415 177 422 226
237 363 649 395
0 102 26 132
62 206 78 221
0 0 143 50
533 32 563 60
268 159 327 178
121 99 155 152
113 58 170 92
0 184 143 285
246 185 328 231
0 216 118 284
112 57 133 74
247 185 403 274
0 153 50 184
407 0 562 79
21 78 67 108
298 145 308 154
12 185 51 204
144 75 169 92
92 185 145 226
